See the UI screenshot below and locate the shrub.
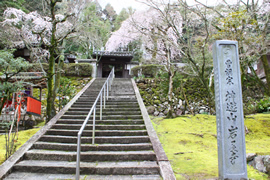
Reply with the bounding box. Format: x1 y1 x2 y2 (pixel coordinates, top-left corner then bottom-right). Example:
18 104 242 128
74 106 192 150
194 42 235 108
76 63 93 77
256 96 270 113
131 64 164 78
64 63 92 77
27 63 49 72
56 77 77 111
243 98 257 115
26 63 92 77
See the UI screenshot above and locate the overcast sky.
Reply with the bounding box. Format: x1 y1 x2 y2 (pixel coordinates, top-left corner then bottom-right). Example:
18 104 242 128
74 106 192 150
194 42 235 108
98 0 148 13
97 0 242 14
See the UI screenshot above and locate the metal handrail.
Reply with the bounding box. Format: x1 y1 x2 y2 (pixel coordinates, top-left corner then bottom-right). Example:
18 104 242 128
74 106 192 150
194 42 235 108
76 67 114 180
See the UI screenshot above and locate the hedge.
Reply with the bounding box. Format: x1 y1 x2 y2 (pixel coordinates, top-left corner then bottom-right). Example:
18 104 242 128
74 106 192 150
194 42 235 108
131 64 164 78
26 63 92 77
64 63 92 77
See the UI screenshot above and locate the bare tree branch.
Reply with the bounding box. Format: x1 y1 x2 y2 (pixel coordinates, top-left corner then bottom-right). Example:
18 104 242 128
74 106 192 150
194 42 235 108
194 0 225 18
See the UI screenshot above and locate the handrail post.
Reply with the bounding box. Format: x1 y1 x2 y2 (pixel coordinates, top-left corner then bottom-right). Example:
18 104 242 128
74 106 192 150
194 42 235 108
103 87 106 109
92 107 96 145
76 134 82 180
100 93 102 120
107 81 109 100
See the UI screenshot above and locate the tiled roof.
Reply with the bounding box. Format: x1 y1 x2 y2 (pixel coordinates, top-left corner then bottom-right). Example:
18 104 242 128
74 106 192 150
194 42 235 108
93 51 133 57
0 72 46 80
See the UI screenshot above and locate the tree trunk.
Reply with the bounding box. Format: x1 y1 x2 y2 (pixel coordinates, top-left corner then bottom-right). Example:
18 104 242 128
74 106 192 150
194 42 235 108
46 47 56 122
261 54 270 96
167 70 174 118
46 0 57 123
52 54 64 113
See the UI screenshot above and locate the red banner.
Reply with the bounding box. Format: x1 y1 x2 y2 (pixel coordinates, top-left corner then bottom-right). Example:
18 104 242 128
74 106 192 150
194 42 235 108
27 96 41 116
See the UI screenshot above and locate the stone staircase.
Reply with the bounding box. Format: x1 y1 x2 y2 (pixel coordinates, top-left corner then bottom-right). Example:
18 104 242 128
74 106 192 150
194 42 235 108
1 78 173 180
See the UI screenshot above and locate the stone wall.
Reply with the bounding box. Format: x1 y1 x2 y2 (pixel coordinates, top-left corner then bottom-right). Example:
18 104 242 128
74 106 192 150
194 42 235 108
136 78 211 116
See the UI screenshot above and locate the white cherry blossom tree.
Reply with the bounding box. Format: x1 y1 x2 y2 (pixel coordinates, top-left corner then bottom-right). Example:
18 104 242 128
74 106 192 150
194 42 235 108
1 0 84 122
106 6 183 116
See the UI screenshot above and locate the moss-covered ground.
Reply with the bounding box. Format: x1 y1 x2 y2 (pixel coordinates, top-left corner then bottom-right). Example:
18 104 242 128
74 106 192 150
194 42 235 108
0 127 41 165
151 114 270 179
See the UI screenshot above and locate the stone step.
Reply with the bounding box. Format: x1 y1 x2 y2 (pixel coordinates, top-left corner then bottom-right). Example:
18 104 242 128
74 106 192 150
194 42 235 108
60 115 143 120
76 99 138 103
46 129 147 136
13 160 160 175
77 96 97 98
56 119 145 125
74 100 138 104
4 172 162 180
71 104 139 108
73 100 138 104
39 135 151 144
110 91 135 93
51 124 146 130
110 95 135 97
32 142 153 151
64 111 142 116
80 91 103 94
71 104 140 109
68 107 141 112
25 150 157 162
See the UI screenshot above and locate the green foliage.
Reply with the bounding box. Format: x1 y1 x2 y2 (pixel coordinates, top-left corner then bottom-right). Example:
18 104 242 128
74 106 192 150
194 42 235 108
212 8 270 96
0 0 43 18
243 98 258 115
214 10 257 42
244 96 270 115
0 0 28 20
23 0 44 14
26 63 92 77
27 63 49 72
0 49 30 76
0 128 41 165
55 77 77 111
64 63 92 77
103 3 117 22
157 71 184 97
127 40 143 62
0 121 19 161
71 2 112 58
256 96 270 113
131 64 164 78
0 82 24 99
0 49 30 114
113 8 129 31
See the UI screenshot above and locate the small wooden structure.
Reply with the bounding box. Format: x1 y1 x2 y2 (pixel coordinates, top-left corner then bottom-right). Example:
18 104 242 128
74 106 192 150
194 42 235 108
0 72 46 128
93 51 138 78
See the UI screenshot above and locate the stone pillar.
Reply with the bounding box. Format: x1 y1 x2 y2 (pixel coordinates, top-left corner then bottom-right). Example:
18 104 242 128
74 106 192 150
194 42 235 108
213 40 247 180
90 60 97 78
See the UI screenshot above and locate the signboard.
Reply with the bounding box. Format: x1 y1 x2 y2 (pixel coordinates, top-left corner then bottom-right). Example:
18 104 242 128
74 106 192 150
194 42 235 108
213 40 247 179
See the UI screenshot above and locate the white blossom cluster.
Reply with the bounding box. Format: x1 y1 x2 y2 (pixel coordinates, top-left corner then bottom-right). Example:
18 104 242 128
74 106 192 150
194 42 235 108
2 8 73 48
105 8 182 61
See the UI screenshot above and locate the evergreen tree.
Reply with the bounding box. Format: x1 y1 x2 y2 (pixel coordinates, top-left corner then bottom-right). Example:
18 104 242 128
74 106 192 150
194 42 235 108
0 0 27 20
114 8 130 31
0 49 30 115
